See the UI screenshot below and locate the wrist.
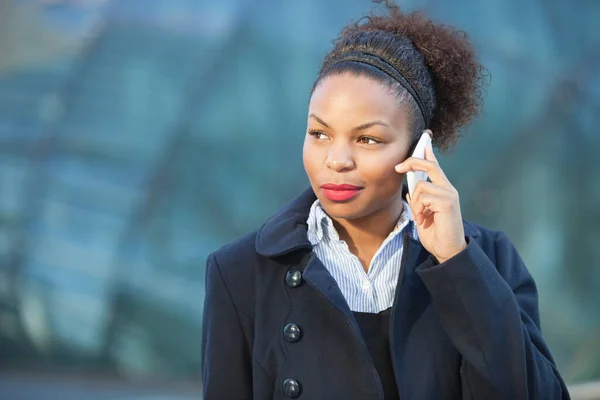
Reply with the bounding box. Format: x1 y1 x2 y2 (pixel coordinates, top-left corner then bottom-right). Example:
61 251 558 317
435 239 468 264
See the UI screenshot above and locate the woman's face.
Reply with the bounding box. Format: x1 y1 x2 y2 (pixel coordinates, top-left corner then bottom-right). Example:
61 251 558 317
303 73 413 221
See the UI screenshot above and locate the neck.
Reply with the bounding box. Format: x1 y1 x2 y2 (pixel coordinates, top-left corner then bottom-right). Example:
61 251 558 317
331 199 405 270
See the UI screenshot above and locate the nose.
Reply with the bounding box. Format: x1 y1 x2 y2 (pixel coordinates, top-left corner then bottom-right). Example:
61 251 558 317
325 143 355 171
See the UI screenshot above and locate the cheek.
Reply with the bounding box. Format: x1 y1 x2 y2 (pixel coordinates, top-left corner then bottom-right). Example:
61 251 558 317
363 147 404 174
359 149 405 191
302 139 320 176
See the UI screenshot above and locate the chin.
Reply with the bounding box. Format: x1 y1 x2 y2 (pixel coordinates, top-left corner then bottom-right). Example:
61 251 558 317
318 199 371 221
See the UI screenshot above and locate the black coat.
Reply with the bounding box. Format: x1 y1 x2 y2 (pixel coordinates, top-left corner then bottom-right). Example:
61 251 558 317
201 187 570 399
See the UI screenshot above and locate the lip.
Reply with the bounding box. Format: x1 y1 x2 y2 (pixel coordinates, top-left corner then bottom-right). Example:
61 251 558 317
321 183 363 190
320 183 363 202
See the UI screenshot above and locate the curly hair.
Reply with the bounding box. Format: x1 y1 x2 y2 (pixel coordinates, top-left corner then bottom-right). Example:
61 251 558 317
312 0 489 152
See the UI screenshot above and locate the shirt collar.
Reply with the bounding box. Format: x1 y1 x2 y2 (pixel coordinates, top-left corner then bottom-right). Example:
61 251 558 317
255 185 479 257
307 199 416 247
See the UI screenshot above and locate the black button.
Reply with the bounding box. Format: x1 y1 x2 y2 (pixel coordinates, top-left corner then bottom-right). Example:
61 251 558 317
283 323 301 343
282 378 301 398
285 269 302 288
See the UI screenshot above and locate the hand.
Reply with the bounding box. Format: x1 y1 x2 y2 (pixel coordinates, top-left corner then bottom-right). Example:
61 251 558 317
395 143 467 264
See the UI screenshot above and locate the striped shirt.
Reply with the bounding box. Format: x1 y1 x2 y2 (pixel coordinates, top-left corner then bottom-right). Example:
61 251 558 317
307 200 417 313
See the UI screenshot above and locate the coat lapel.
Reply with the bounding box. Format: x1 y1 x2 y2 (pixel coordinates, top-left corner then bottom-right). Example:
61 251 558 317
389 236 434 397
302 253 358 328
392 237 433 342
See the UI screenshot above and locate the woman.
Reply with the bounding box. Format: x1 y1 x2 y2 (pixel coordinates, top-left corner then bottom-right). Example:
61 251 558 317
201 2 570 399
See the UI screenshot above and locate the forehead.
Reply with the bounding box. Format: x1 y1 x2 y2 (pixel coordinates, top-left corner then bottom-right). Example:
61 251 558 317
309 73 403 121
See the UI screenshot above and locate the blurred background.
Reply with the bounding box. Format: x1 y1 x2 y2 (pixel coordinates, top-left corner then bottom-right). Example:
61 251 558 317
0 0 598 398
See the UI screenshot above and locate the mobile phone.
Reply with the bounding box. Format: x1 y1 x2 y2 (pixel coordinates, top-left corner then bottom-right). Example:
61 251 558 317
407 131 432 198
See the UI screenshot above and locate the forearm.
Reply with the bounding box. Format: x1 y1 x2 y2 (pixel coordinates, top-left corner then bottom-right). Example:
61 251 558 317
417 236 569 399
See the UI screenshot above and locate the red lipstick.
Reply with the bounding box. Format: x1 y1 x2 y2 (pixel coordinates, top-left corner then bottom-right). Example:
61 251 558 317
320 183 363 202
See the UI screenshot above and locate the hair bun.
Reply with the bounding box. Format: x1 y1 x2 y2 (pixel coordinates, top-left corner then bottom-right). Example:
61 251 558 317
337 0 489 151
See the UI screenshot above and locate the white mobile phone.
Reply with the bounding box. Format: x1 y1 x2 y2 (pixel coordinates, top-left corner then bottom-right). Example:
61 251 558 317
407 131 432 198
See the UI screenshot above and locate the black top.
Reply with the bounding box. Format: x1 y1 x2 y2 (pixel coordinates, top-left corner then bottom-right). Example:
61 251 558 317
353 308 400 400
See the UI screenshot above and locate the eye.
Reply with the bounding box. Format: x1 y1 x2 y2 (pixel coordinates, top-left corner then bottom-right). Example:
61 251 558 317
358 136 381 145
308 130 329 140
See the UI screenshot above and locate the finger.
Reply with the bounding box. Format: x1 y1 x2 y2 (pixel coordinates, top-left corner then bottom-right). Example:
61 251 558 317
406 192 425 225
413 189 458 216
407 184 440 219
411 193 445 225
411 180 448 202
419 207 434 226
421 208 435 229
395 157 451 187
411 185 459 222
411 181 452 224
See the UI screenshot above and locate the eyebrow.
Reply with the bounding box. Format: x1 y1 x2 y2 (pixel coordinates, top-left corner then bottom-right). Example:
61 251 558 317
309 113 390 131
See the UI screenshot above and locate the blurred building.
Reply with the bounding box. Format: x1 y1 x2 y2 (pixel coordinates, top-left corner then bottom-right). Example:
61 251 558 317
0 0 598 397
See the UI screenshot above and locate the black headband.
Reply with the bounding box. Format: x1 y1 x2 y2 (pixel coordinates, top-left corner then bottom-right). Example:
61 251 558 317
329 51 430 126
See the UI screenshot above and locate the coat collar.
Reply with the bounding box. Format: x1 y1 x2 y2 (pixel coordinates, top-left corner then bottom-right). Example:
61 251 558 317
255 185 480 257
255 187 316 257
